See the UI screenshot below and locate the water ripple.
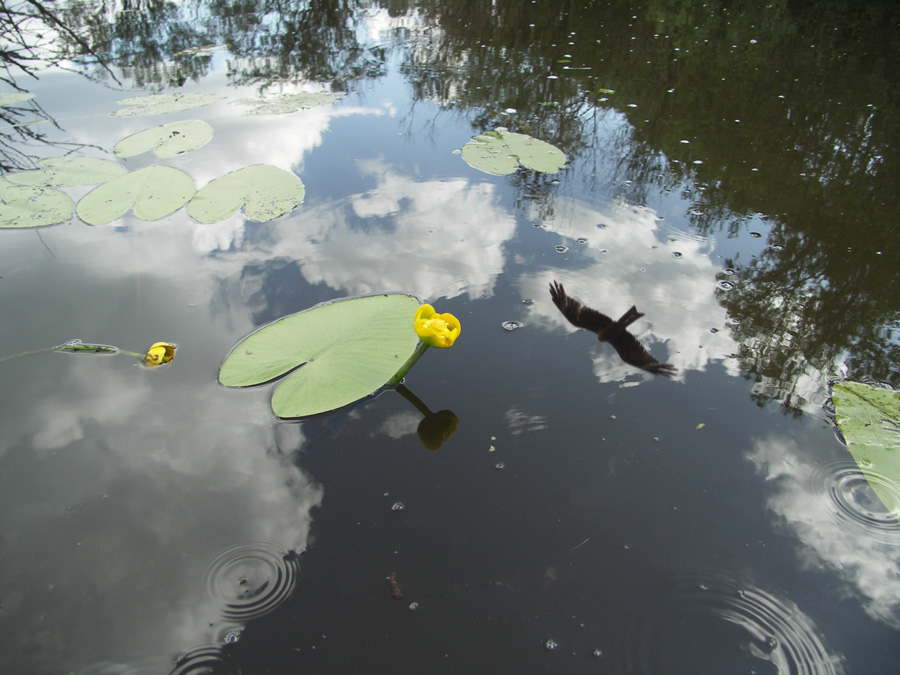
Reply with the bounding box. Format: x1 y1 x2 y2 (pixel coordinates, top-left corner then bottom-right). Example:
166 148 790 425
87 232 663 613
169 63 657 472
624 575 844 674
808 460 900 545
204 542 301 622
170 646 240 675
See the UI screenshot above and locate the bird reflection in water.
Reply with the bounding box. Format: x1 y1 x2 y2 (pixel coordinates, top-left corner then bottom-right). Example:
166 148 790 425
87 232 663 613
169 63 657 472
549 281 677 378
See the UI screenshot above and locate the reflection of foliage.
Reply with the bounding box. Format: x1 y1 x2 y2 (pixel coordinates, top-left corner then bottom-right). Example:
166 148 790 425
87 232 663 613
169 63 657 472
719 222 900 411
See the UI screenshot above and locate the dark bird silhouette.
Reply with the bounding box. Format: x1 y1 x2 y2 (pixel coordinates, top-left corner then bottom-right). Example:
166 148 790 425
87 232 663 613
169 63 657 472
549 281 677 377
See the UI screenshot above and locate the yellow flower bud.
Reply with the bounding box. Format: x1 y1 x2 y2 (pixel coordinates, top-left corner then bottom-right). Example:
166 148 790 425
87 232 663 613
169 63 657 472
413 304 460 348
143 342 176 366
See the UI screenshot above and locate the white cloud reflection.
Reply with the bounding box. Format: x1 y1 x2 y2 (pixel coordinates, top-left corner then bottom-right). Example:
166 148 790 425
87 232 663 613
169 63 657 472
747 431 900 629
247 160 516 301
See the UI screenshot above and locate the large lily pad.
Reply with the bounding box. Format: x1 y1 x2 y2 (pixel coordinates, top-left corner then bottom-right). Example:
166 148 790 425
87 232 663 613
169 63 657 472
77 166 196 224
219 293 422 418
112 93 225 117
461 129 566 175
0 178 74 228
188 164 305 224
236 91 346 115
6 157 127 187
115 120 214 158
832 381 900 514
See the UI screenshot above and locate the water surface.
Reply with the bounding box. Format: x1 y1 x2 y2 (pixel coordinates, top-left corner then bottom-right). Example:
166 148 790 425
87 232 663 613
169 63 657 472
1 1 899 673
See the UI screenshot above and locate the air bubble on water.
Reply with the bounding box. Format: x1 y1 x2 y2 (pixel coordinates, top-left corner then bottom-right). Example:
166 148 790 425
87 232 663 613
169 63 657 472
723 267 735 275
593 649 603 658
504 108 517 114
709 327 719 334
555 245 568 253
596 222 607 229
672 251 683 258
577 238 587 245
545 639 558 651
494 462 505 470
223 629 242 644
750 231 762 238
599 248 608 254
391 502 405 511
408 602 419 611
718 280 736 290
451 148 462 154
502 320 524 331
521 298 535 305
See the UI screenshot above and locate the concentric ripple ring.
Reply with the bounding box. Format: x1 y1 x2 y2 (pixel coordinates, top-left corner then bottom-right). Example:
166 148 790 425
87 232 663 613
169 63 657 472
203 542 301 622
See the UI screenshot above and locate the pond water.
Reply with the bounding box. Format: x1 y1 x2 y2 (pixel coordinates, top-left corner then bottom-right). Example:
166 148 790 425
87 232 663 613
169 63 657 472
1 1 899 673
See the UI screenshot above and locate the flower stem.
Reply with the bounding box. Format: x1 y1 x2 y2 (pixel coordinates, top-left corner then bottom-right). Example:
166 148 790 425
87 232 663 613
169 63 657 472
385 341 429 387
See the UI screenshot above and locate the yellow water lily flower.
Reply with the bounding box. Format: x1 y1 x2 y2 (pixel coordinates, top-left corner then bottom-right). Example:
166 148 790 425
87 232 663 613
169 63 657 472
414 304 460 348
143 342 176 366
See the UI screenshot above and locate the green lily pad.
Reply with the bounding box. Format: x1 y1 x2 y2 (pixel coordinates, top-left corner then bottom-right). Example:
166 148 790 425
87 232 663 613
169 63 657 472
188 164 305 224
832 380 900 515
112 93 225 117
219 293 422 418
236 91 346 115
0 178 74 228
0 93 35 107
6 157 127 187
461 129 566 175
76 166 196 224
115 120 214 158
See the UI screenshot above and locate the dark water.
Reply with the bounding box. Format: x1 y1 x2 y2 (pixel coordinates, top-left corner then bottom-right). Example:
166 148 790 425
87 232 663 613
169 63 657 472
1 1 899 673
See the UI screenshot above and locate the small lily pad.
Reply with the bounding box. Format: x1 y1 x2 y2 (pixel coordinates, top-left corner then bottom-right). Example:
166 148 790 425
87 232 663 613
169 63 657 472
0 93 35 107
832 380 900 514
461 129 566 175
0 178 74 228
6 157 127 187
77 166 196 224
115 120 214 158
188 164 305 224
112 93 225 117
236 91 346 115
219 293 422 418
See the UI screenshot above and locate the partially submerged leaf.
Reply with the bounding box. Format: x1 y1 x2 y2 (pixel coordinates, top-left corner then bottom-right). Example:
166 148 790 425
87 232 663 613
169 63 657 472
461 129 566 175
219 293 422 418
77 166 196 224
0 93 35 107
112 93 225 117
188 164 305 224
0 178 74 228
237 91 346 115
832 381 900 514
6 157 127 187
115 120 214 158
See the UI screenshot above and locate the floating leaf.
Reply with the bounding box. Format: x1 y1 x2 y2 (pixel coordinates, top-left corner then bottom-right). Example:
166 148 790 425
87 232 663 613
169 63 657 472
236 91 346 115
6 157 127 187
0 178 74 228
77 166 195 225
115 120 214 158
112 93 225 117
219 293 422 418
0 93 35 107
832 381 900 514
188 164 305 224
461 129 566 175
